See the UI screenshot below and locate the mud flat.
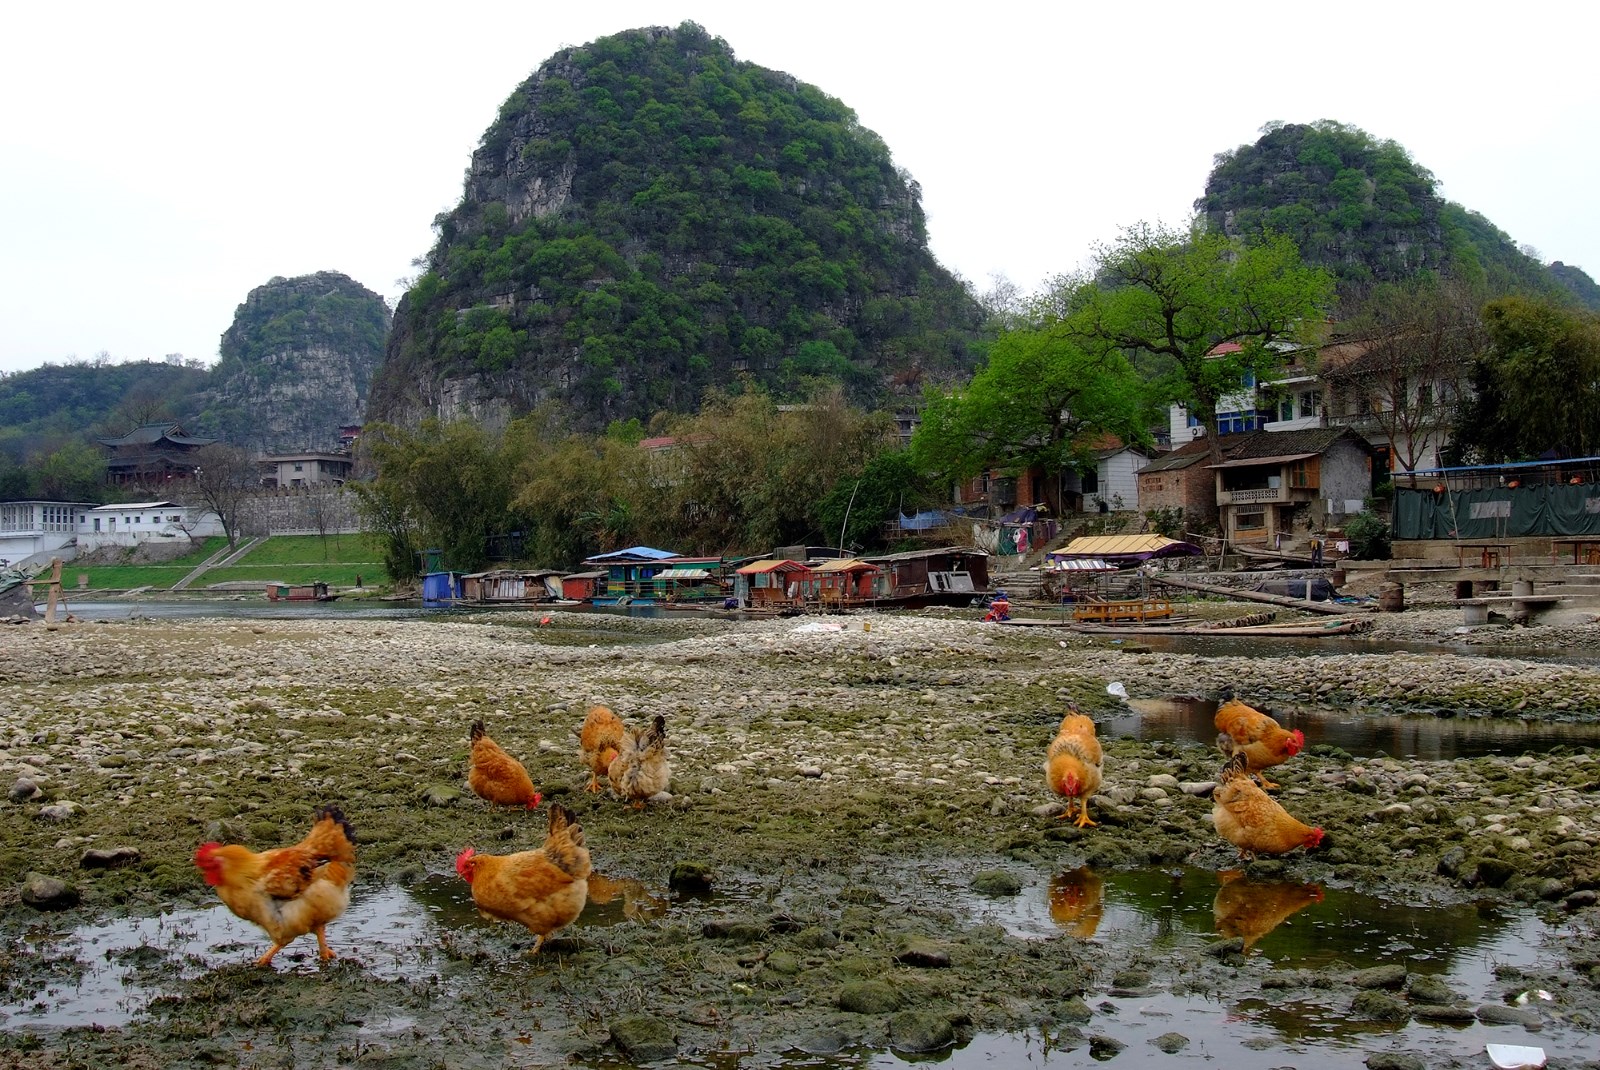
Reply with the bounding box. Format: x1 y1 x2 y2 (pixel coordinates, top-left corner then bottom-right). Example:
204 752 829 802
1 610 1597 1068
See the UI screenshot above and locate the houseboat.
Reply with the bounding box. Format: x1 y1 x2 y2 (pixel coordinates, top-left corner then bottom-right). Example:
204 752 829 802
265 581 339 602
860 546 991 608
459 568 565 605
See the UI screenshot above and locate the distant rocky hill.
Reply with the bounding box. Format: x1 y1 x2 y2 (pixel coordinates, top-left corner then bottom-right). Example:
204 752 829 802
1197 121 1599 309
367 22 983 432
198 272 391 451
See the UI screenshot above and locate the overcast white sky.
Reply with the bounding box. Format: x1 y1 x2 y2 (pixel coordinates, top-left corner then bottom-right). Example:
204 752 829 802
2 1 1596 377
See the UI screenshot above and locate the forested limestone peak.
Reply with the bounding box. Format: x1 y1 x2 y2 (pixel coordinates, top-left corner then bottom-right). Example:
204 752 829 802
1196 120 1587 306
367 22 983 432
200 271 391 452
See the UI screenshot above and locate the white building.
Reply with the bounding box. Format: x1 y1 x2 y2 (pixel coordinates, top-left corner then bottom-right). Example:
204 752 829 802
0 501 95 568
77 501 223 552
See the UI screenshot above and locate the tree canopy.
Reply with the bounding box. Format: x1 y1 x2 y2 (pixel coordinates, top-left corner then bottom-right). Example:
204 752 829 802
1066 222 1333 463
1451 296 1600 463
910 311 1153 506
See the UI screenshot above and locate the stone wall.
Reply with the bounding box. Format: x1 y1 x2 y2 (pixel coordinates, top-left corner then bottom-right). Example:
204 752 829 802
237 486 363 536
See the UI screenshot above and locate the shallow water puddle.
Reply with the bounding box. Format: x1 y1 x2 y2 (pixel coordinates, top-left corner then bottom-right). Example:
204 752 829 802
1112 694 1600 759
0 871 671 1029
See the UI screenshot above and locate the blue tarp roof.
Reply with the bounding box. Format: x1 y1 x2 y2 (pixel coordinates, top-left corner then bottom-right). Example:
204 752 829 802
897 511 952 531
584 546 679 562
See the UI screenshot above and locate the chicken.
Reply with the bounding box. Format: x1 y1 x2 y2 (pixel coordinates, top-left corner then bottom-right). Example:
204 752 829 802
576 704 625 793
1214 696 1305 790
193 805 357 967
468 719 542 809
1213 869 1324 952
455 803 591 953
608 714 670 808
1047 866 1104 939
1211 753 1327 860
1044 708 1103 828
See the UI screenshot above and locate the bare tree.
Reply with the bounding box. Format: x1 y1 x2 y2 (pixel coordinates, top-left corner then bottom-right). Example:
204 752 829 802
182 444 260 549
1323 280 1486 474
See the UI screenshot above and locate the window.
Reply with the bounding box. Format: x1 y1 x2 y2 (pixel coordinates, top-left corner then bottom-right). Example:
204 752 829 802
1288 460 1312 488
1235 509 1266 531
1418 383 1433 411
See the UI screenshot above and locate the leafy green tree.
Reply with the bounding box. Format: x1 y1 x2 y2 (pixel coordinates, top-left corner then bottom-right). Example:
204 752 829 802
34 440 106 501
910 315 1153 509
1452 297 1600 462
350 420 524 574
1067 222 1333 464
815 449 941 551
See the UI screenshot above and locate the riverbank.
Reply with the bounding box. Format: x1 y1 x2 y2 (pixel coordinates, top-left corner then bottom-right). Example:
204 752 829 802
1 609 1597 1067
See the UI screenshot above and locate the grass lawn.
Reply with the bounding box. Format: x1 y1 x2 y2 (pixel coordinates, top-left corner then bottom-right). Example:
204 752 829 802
234 533 386 566
70 534 386 591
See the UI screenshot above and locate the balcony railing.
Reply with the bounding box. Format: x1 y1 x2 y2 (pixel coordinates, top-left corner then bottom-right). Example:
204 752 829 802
1217 486 1317 505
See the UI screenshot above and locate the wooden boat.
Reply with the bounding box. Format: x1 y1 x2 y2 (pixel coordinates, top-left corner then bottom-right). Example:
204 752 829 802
265 581 339 603
1070 616 1372 637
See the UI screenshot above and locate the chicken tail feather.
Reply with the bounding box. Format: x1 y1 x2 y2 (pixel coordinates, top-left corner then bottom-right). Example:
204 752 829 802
1218 752 1250 785
542 804 589 880
470 720 487 743
304 804 357 862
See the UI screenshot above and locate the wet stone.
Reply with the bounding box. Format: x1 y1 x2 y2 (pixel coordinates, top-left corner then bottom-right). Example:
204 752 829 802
969 870 1022 896
1474 857 1516 888
80 846 141 870
794 926 839 950
1475 1003 1542 1028
609 1015 678 1063
1538 878 1571 901
1150 1032 1189 1053
1406 975 1457 1005
20 872 79 910
1351 964 1408 990
702 919 767 942
1411 1004 1476 1023
1352 991 1409 1021
418 783 460 807
1057 996 1094 1023
1088 1034 1126 1059
895 939 952 968
1203 936 1245 959
1566 889 1598 911
9 777 40 803
792 1029 852 1055
1110 968 1151 991
668 860 713 892
1365 1053 1426 1070
888 1010 954 1053
838 980 902 1014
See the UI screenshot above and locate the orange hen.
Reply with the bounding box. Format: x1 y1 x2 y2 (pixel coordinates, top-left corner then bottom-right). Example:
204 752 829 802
1211 753 1326 861
193 805 357 967
1214 697 1304 790
577 704 625 792
468 719 542 809
1044 709 1103 828
456 803 591 953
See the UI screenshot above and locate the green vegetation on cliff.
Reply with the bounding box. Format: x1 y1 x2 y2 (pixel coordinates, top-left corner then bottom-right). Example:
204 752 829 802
1197 120 1592 303
372 22 983 430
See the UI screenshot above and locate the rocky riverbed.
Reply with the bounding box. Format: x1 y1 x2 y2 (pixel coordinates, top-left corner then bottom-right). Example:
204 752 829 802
1 606 1598 1068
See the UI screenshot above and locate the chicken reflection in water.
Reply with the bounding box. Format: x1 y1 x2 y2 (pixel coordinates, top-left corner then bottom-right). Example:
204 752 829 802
584 873 670 923
1212 870 1323 952
1047 867 1105 939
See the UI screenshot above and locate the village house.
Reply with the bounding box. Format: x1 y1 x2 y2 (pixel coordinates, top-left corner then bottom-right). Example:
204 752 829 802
1209 427 1375 544
257 451 354 488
